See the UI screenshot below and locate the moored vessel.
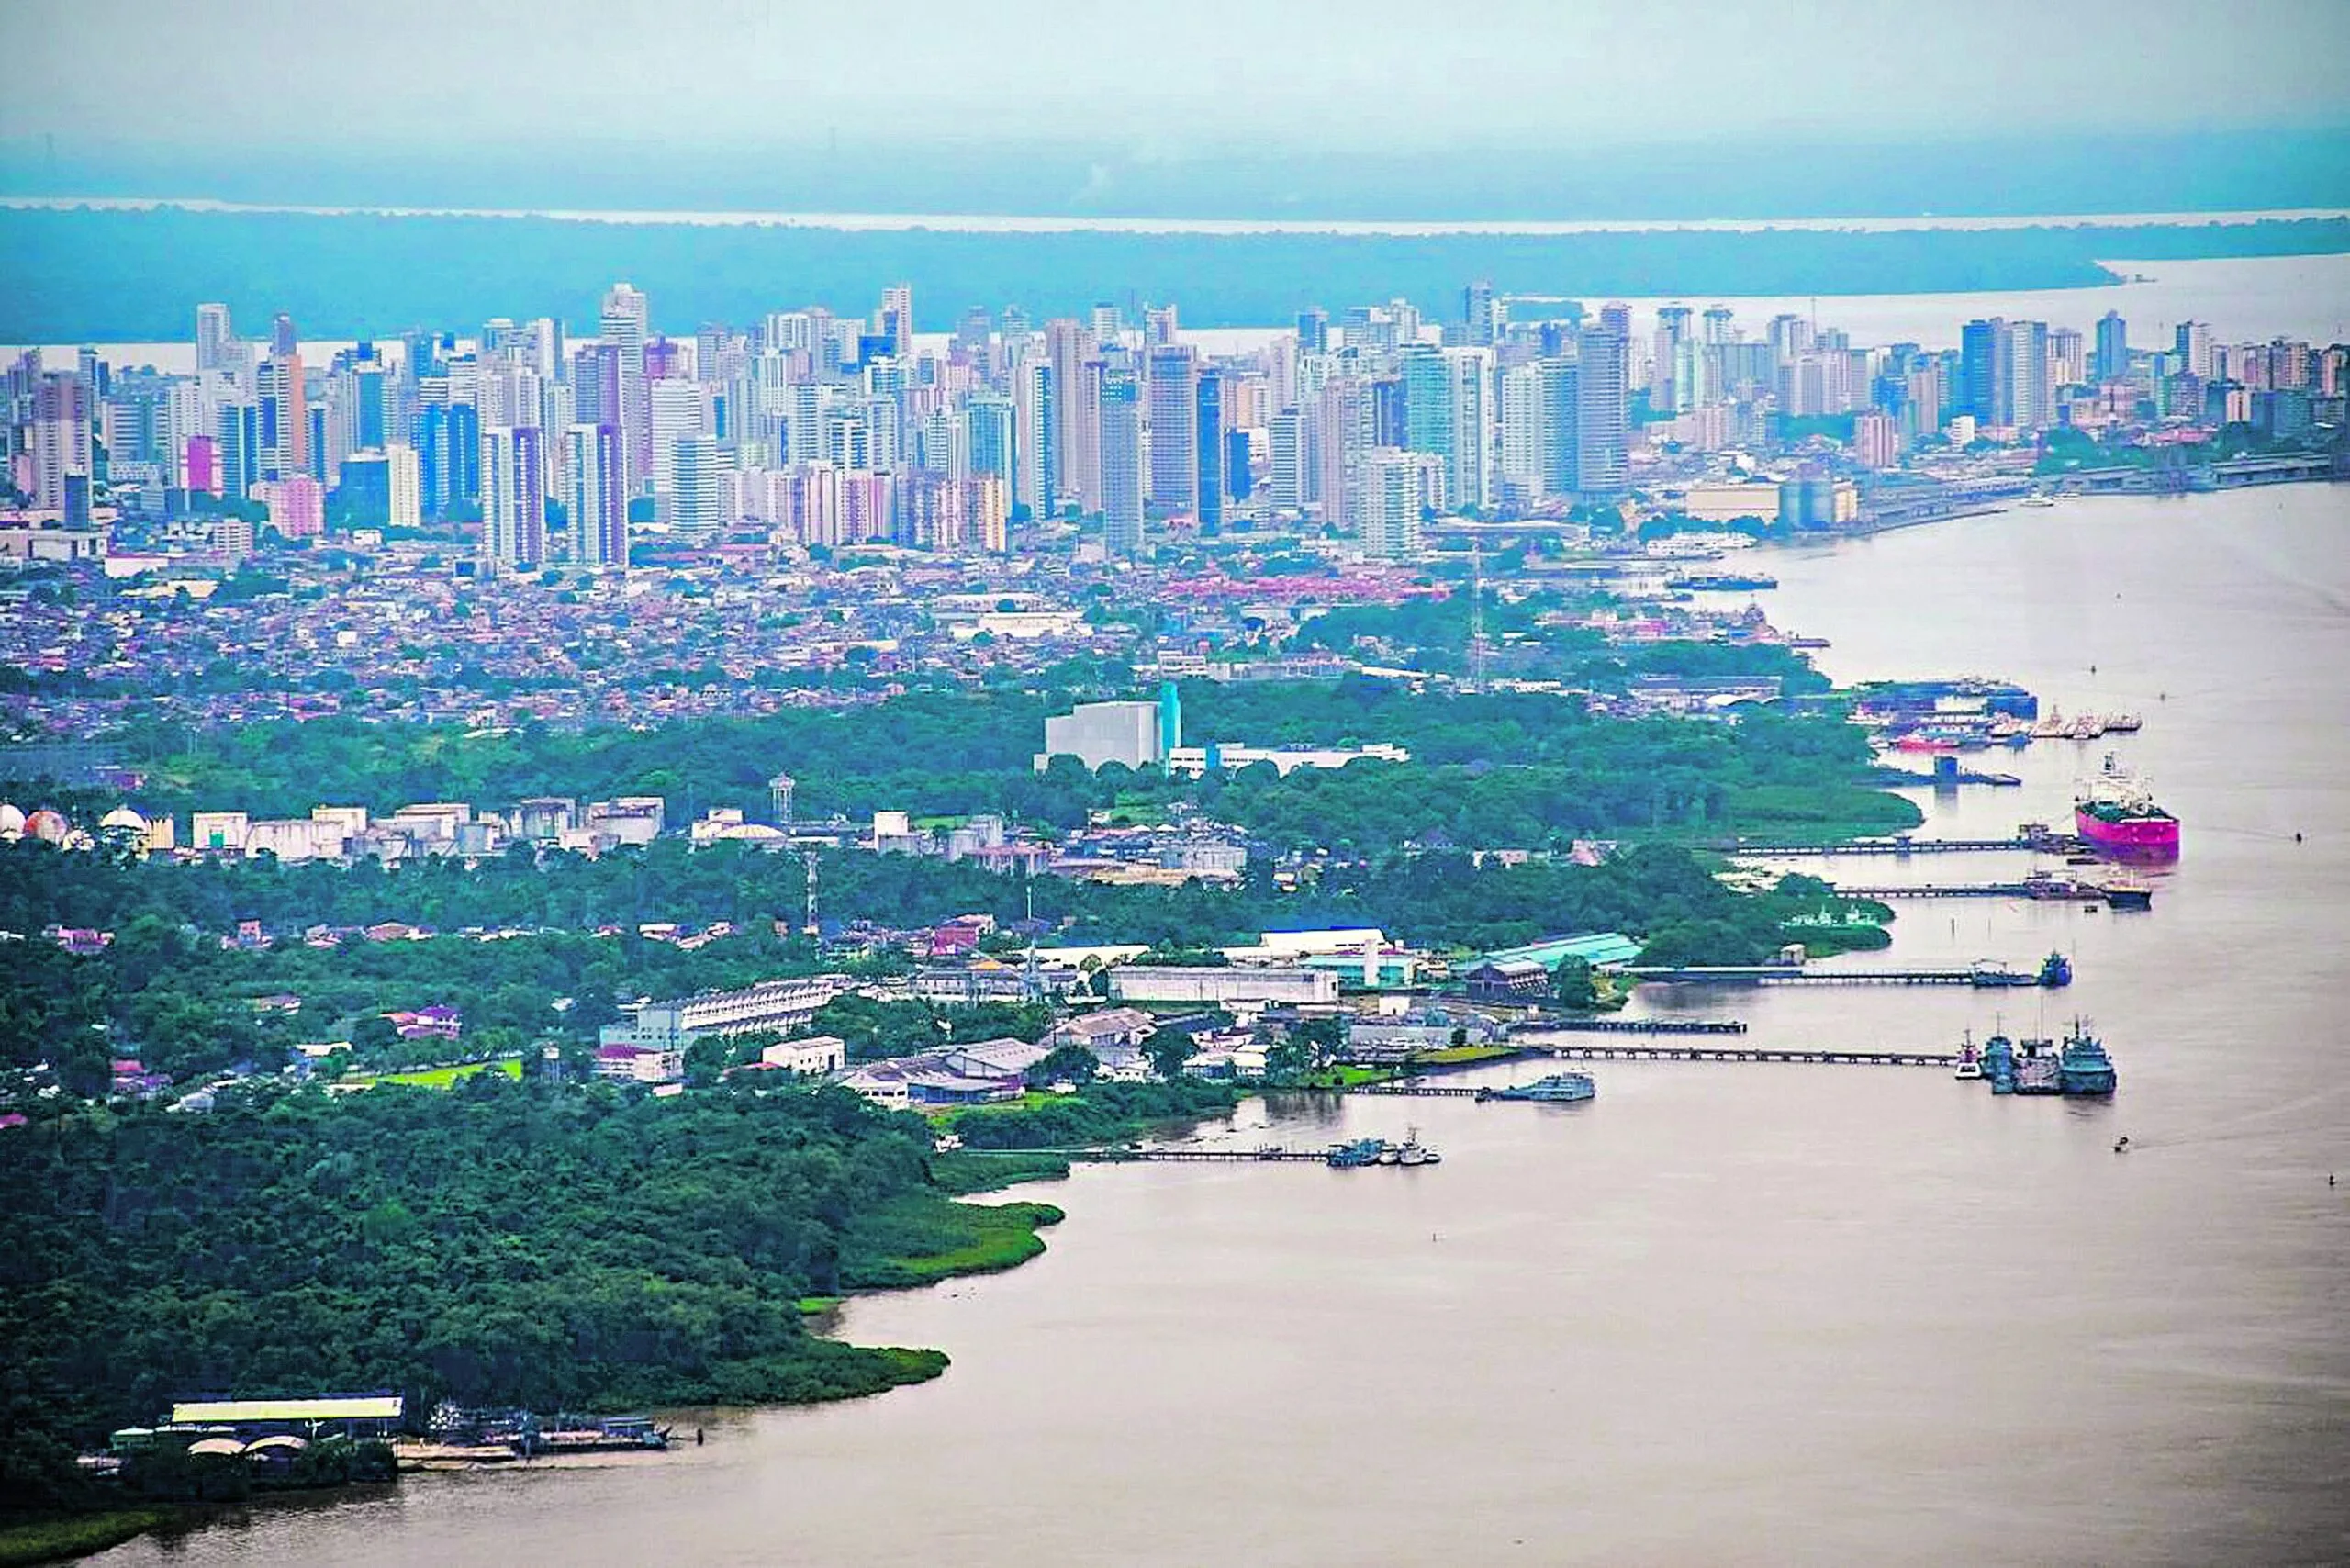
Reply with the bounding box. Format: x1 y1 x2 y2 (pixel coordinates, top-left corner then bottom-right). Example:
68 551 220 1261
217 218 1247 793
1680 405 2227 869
2057 1023 2119 1095
2075 754 2180 857
1480 1071 1598 1103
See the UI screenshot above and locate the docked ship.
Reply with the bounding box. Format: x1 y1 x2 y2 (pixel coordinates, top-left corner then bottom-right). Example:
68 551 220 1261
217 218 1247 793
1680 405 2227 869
2010 1037 2065 1094
2058 1024 2118 1096
2074 755 2180 857
1479 1072 1598 1103
1971 1027 2117 1097
1669 571 1780 592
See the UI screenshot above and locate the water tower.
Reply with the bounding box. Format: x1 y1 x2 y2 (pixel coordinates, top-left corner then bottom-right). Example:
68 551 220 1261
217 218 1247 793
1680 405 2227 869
767 772 796 826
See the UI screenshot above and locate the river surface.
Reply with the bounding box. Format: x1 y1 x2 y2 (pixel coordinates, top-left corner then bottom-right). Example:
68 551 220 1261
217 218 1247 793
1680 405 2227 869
94 485 2350 1566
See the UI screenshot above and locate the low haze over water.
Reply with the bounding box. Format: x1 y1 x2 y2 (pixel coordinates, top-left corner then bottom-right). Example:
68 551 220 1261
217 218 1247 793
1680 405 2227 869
90 485 2350 1568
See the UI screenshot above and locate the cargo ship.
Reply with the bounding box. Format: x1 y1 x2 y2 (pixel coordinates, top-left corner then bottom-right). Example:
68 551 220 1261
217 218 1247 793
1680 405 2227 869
2074 755 2180 857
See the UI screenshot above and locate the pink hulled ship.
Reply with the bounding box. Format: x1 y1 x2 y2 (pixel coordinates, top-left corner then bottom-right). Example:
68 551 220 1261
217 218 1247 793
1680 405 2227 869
2074 755 2180 857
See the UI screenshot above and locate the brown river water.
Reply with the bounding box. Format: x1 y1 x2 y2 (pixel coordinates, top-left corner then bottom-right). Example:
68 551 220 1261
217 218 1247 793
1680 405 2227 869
94 484 2350 1565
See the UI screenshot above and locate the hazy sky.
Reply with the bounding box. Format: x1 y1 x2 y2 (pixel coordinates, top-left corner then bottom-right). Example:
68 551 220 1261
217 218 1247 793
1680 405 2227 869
7 0 2350 155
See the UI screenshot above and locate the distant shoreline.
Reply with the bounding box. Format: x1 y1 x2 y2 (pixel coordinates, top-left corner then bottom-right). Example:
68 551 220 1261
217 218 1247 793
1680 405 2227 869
6 193 2346 237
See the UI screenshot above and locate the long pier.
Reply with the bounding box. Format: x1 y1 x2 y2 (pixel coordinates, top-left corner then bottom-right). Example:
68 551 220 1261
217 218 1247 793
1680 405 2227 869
1514 1016 1749 1035
1538 1043 1956 1067
1622 964 2059 987
1710 834 2082 857
1832 881 2103 902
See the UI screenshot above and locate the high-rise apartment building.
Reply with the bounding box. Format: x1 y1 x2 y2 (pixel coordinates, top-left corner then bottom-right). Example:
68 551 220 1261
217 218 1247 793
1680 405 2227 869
1572 327 1629 497
480 425 546 572
1097 367 1143 555
386 442 421 528
599 283 652 487
566 423 627 567
1145 344 1199 515
1012 356 1055 516
1045 319 1095 510
196 303 234 375
668 432 723 543
1360 448 1442 559
2095 311 2130 383
1194 370 1224 532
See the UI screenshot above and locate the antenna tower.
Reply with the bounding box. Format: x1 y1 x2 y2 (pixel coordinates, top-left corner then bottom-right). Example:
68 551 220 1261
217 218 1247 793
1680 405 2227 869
802 849 819 937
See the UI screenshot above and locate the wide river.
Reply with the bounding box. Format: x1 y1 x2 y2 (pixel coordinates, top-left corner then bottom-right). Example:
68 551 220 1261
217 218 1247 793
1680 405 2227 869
96 486 2349 1566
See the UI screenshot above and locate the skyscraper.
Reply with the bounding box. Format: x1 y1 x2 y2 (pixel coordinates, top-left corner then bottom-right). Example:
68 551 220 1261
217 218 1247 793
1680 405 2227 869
1318 375 1375 532
1295 308 1329 354
878 285 914 360
1097 367 1143 555
1045 319 1095 510
195 303 234 375
1960 319 2009 425
599 283 651 487
1145 344 1199 515
566 423 627 567
669 433 723 543
1194 370 1224 533
1572 327 1629 497
1268 408 1311 510
480 425 546 572
965 394 1015 487
1462 280 1497 348
1360 448 1442 559
1652 305 1692 412
386 442 421 528
1012 356 1055 516
2175 320 2213 379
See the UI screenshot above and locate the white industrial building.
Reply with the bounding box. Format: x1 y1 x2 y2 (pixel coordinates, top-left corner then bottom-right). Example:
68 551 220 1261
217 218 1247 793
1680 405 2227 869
1108 965 1341 1006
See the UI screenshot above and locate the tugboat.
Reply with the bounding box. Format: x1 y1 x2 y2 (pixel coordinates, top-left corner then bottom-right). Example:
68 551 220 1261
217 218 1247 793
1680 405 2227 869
1478 1071 1598 1103
2099 874 2154 911
2058 1022 2119 1095
1394 1129 1442 1166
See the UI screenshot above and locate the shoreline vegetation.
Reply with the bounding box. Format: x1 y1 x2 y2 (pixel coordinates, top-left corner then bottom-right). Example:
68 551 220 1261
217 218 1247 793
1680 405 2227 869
0 1507 185 1568
6 206 2348 341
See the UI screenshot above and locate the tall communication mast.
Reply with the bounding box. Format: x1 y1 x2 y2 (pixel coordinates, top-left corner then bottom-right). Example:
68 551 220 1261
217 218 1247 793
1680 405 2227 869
802 850 820 937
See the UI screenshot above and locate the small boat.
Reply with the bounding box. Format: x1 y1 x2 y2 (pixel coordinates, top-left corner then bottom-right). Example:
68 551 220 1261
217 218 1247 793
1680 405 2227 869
1394 1129 1440 1166
2100 874 2154 910
1953 1030 1984 1081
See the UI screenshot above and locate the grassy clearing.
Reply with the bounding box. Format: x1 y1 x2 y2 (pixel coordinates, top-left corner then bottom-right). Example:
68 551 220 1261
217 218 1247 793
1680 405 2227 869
0 1508 183 1568
347 1058 523 1090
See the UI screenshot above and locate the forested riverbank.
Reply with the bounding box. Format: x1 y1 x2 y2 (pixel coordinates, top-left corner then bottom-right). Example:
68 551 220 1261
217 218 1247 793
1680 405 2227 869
0 1077 1085 1518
